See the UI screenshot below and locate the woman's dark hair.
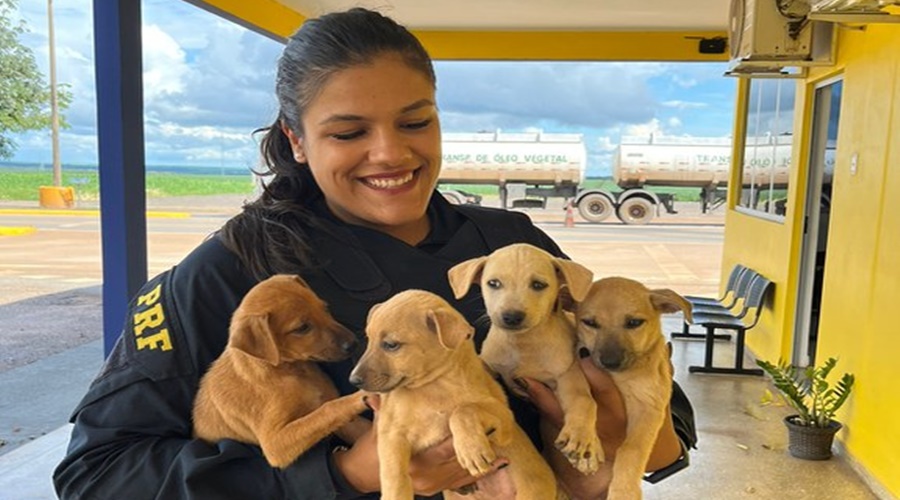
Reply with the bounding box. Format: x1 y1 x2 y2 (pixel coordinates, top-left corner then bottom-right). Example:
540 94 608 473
220 8 436 279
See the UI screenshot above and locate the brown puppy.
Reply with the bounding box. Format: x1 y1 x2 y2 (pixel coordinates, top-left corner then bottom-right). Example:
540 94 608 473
349 290 559 500
193 274 369 469
573 277 692 499
448 243 601 475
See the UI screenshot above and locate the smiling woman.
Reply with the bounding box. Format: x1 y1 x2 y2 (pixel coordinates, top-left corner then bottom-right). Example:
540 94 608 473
54 8 696 500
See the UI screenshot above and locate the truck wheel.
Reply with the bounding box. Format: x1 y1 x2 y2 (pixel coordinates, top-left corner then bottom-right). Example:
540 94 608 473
616 198 654 225
441 191 465 205
577 193 614 223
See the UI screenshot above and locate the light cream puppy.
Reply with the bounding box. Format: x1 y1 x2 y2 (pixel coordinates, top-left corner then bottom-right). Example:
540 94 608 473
448 243 601 475
573 277 692 499
349 290 559 500
193 274 369 469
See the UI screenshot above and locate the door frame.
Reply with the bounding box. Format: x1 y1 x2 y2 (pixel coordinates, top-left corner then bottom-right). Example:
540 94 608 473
792 75 842 367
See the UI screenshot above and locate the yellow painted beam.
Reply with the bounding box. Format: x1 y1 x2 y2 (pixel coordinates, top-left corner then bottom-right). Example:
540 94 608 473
184 1 727 62
184 0 304 41
413 30 730 62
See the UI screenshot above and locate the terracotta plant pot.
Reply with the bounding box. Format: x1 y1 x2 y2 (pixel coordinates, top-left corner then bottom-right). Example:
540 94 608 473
784 415 842 460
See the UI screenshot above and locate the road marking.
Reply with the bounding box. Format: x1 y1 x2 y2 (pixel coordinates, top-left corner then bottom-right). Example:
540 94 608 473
0 227 37 236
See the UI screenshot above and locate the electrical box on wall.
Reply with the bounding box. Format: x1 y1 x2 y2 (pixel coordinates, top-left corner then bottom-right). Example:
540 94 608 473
727 0 837 77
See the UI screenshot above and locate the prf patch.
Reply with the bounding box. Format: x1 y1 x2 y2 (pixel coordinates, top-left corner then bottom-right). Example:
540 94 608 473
132 283 173 351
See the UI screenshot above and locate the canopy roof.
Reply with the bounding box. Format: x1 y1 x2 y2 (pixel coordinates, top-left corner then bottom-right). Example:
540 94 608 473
185 0 731 61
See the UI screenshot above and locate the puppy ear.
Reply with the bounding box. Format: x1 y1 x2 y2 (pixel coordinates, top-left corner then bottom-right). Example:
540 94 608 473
557 285 578 313
426 308 474 350
230 314 281 365
447 257 487 299
366 302 383 325
650 289 693 323
553 259 594 302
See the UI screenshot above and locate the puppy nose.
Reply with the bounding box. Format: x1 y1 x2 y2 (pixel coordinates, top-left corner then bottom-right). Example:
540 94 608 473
501 310 526 328
342 337 357 354
601 357 622 370
349 373 363 388
599 347 625 370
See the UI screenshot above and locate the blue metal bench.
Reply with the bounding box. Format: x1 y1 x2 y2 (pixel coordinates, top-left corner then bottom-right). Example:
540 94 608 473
672 265 757 341
687 273 773 376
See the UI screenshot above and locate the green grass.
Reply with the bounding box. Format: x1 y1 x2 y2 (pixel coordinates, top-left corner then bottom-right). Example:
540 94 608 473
1 170 702 202
0 170 257 201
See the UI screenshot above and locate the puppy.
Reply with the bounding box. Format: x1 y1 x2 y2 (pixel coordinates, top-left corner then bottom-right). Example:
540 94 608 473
349 290 559 500
574 277 692 499
448 243 601 475
193 274 369 469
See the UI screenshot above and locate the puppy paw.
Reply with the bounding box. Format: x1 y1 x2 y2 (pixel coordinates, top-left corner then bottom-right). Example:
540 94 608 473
554 423 603 475
485 422 513 448
453 431 497 477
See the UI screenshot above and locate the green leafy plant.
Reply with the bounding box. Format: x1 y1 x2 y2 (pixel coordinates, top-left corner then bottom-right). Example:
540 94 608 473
756 357 855 428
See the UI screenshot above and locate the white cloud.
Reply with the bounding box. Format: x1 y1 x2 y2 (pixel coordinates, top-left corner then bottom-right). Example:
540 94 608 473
595 136 618 152
624 119 666 137
155 122 254 143
671 74 698 88
142 25 189 100
435 61 664 130
661 100 708 110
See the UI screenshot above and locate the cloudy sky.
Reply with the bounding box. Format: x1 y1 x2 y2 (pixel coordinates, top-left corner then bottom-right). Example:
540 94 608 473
10 0 736 176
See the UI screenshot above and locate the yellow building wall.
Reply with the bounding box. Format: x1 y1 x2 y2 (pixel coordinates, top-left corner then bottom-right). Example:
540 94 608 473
722 24 900 496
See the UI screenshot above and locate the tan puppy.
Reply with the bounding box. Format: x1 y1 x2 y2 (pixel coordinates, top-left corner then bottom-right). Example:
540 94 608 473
448 243 601 475
193 274 369 469
574 277 692 499
349 290 559 500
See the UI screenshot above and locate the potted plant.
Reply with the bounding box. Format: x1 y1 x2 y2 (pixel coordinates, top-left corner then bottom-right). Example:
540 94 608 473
756 356 855 460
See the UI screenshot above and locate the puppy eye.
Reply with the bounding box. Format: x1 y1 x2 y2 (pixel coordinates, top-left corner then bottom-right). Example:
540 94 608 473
381 340 401 352
530 280 548 291
581 318 599 328
625 318 645 329
291 324 312 335
486 279 502 289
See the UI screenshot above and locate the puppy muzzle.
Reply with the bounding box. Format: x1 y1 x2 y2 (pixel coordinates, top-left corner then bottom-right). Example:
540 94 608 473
497 309 527 330
595 344 628 371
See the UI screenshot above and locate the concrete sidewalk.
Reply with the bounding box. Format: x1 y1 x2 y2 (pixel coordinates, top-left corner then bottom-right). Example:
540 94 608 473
0 339 102 499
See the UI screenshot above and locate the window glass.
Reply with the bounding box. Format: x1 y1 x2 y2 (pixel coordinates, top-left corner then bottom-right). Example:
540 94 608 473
738 79 796 217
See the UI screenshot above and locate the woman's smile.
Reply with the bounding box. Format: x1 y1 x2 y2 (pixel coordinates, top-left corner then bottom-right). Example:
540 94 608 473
360 169 418 190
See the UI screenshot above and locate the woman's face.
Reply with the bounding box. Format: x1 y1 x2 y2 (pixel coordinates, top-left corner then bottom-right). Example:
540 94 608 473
287 53 441 244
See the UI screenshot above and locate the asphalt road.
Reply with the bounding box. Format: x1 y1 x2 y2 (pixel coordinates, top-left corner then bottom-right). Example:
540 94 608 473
0 199 724 373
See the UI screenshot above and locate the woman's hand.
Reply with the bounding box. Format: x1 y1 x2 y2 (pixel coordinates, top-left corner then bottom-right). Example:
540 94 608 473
525 353 628 460
524 350 685 496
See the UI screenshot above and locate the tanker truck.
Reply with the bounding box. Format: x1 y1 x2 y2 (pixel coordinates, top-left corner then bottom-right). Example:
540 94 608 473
438 132 802 224
439 131 586 209
611 134 828 222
